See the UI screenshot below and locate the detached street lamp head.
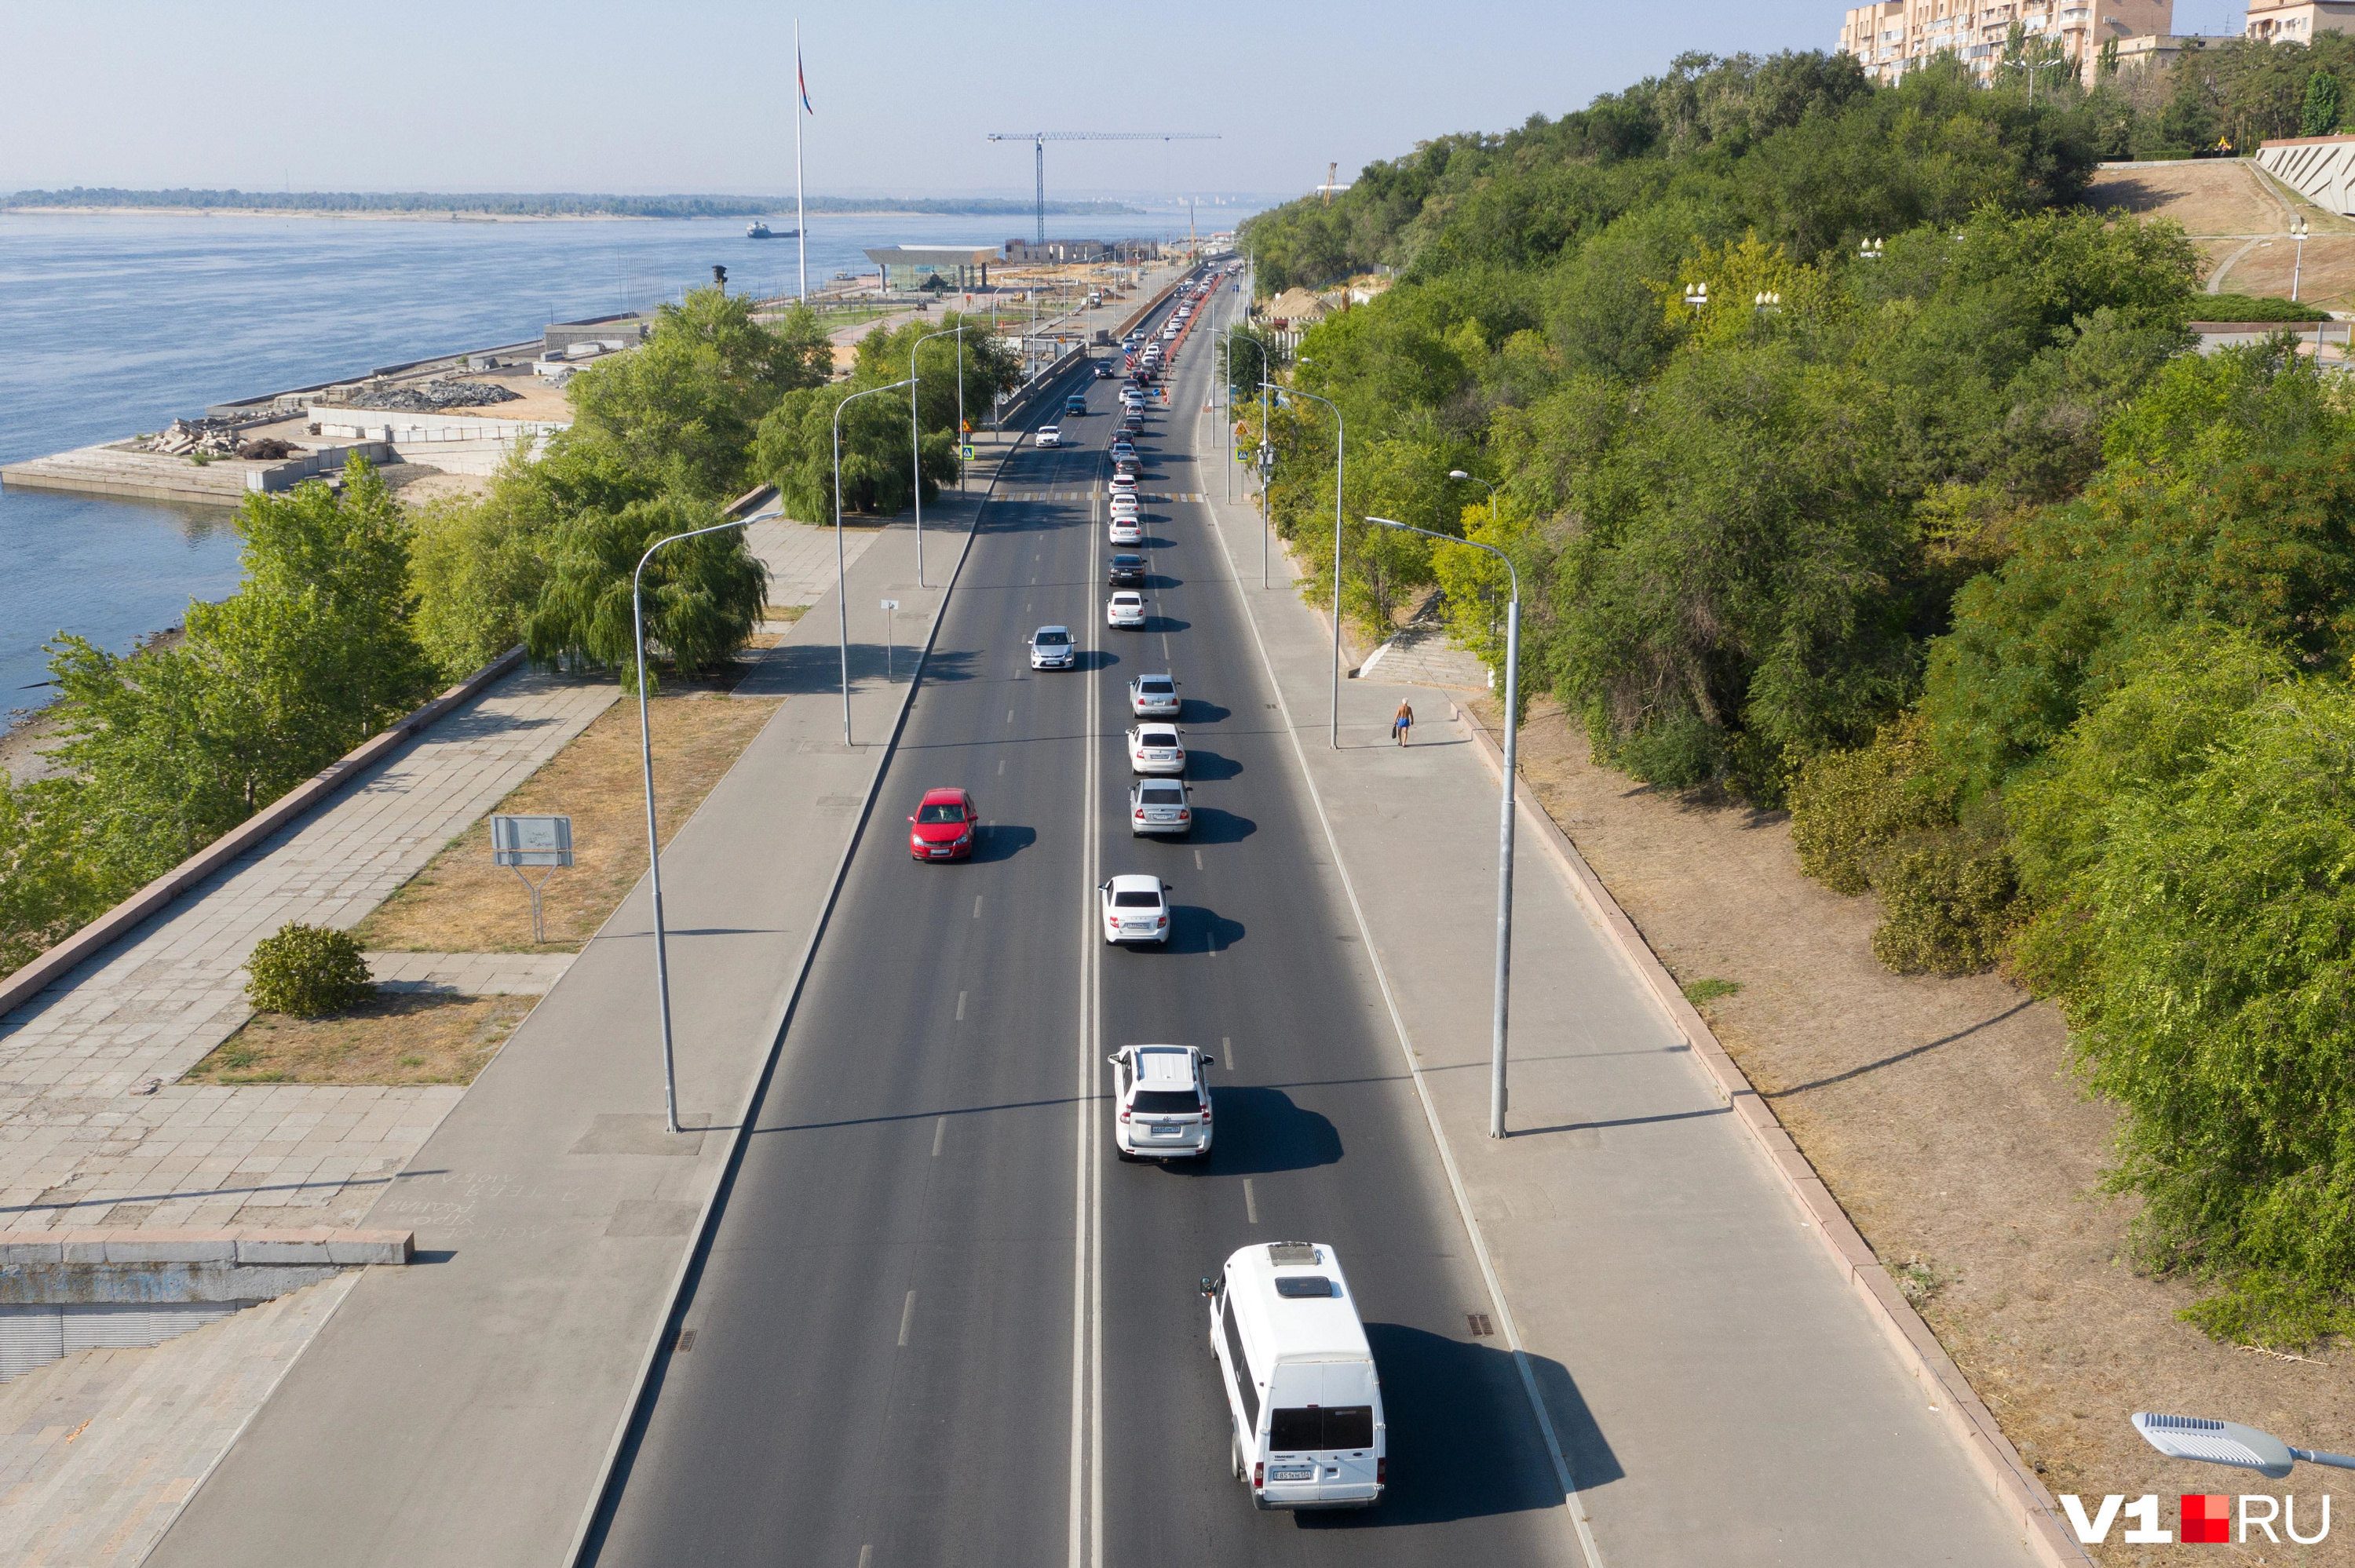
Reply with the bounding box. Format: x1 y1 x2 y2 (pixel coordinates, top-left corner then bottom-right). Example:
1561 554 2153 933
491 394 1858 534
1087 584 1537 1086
1859 237 1885 261
1682 280 1709 311
2131 1411 2355 1478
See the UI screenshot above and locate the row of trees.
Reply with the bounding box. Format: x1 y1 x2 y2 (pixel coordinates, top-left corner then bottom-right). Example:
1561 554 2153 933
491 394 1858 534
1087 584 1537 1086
1235 47 2355 1343
1 289 1022 981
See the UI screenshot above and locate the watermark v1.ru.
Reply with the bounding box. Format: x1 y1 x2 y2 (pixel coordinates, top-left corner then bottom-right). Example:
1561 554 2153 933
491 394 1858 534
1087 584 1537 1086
2060 1493 2330 1544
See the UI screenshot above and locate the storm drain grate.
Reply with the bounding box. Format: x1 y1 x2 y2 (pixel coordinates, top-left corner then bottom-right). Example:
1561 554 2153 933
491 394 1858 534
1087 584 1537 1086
674 1329 696 1354
1466 1313 1495 1338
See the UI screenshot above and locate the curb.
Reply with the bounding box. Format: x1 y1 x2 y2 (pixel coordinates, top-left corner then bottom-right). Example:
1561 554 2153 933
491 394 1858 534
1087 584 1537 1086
0 644 528 1022
560 430 1019 1567
1451 704 2090 1568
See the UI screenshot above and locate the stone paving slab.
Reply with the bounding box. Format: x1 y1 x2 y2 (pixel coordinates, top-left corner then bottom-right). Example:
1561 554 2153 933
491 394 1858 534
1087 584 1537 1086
1359 622 1493 691
0 1272 357 1568
743 512 882 603
0 667 617 1234
362 952 573 995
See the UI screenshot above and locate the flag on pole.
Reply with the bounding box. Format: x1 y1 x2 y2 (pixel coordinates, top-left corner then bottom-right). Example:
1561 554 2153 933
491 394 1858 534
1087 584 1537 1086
798 46 813 115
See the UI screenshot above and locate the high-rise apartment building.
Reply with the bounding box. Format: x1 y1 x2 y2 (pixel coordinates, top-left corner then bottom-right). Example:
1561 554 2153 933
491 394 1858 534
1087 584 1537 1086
1838 0 2173 86
2244 1 2355 42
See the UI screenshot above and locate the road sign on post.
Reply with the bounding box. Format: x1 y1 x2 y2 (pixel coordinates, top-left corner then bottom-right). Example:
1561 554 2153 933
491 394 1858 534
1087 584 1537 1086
491 814 573 943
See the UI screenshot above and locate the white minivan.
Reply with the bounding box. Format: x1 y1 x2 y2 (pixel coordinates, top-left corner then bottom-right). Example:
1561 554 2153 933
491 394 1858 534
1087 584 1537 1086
1205 1241 1385 1510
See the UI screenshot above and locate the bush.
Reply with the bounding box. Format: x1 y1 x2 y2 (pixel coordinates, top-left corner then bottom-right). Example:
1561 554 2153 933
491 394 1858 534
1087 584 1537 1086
1787 714 1953 895
1866 816 2017 975
2187 292 2332 324
245 922 373 1016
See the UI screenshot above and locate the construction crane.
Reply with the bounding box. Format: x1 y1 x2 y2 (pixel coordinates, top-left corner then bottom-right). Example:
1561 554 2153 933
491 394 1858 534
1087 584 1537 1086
987 131 1219 246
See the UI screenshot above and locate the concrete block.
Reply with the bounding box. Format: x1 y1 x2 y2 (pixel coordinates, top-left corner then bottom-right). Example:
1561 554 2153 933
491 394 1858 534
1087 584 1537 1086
104 1230 238 1264
57 1232 112 1264
327 1229 414 1265
234 1227 337 1264
0 1238 64 1264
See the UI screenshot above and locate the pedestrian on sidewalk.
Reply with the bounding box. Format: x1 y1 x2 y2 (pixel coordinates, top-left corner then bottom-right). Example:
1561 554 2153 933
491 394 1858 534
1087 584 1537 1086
1393 699 1414 746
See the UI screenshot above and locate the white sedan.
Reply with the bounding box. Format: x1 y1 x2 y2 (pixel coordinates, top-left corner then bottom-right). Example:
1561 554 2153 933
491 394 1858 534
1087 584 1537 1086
1109 516 1142 545
1107 590 1145 629
1100 873 1173 945
1127 725 1185 775
1035 425 1062 447
1108 474 1138 496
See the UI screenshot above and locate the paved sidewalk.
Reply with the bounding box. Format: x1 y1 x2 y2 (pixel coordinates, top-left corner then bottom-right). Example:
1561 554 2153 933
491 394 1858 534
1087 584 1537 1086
1188 424 2042 1560
143 484 1034 1567
1360 621 1492 690
0 1274 356 1568
0 668 616 1237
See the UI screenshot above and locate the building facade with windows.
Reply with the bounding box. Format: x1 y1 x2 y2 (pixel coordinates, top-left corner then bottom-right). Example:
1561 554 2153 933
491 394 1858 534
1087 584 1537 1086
2244 1 2355 42
1838 0 2172 86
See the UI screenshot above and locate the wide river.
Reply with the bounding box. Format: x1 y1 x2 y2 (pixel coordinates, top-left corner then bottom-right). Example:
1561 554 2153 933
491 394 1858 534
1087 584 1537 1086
0 206 1213 703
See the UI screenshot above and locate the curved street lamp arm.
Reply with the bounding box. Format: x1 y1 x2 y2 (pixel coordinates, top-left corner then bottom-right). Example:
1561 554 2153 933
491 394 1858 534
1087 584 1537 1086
833 378 918 746
1360 513 1520 603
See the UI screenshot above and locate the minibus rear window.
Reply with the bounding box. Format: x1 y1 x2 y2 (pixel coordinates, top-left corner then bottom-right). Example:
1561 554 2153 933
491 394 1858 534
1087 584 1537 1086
1268 1406 1375 1453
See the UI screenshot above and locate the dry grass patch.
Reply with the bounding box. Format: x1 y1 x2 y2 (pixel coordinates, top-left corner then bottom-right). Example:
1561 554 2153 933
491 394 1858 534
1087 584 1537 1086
184 991 532 1085
356 689 781 954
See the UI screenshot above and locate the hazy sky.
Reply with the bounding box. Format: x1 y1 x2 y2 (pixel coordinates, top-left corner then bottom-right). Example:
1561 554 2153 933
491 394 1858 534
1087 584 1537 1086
3 1 2254 202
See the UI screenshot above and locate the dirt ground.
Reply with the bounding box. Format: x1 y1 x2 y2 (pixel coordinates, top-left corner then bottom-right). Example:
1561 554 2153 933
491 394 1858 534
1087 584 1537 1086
1473 695 2355 1566
2089 162 2288 236
181 991 533 1086
354 687 780 954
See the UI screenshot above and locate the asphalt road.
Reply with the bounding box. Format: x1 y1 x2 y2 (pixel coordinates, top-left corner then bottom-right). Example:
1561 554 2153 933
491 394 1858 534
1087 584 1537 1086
585 281 1580 1566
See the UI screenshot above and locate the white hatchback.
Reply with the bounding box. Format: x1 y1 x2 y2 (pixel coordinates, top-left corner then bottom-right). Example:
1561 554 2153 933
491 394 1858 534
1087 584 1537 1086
1127 725 1185 775
1100 873 1173 945
1107 591 1146 629
1108 1044 1214 1159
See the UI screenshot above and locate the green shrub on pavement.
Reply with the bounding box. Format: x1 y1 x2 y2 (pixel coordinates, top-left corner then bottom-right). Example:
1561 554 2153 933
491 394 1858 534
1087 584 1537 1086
245 922 374 1016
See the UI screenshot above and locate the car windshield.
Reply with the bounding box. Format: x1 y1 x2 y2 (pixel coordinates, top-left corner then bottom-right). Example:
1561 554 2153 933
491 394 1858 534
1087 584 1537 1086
1036 631 1070 646
1112 891 1160 908
916 802 964 824
1131 1089 1199 1114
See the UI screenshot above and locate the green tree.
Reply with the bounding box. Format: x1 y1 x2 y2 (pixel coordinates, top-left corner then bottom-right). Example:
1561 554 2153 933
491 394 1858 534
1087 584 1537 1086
46 459 436 887
524 494 766 689
2304 68 2344 135
0 778 108 976
565 287 832 501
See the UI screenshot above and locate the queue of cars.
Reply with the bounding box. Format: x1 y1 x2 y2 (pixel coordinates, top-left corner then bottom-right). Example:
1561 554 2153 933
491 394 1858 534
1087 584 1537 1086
933 272 1387 1512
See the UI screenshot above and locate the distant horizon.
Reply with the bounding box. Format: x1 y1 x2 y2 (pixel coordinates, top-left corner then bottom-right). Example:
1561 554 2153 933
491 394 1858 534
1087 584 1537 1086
0 185 1296 210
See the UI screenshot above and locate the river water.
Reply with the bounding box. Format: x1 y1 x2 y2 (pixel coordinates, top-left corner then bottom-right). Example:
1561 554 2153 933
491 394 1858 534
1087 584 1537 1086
0 206 1207 704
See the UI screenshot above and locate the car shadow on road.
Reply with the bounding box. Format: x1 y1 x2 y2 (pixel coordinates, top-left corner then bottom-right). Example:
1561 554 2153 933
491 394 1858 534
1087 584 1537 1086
1180 749 1242 782
1297 1326 1621 1530
1178 699 1231 724
1169 905 1244 952
970 824 1037 862
1145 615 1192 635
1203 1085 1342 1173
1187 808 1256 844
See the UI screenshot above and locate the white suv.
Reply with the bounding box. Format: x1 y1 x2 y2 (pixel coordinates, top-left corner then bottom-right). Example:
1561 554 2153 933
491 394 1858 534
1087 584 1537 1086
1108 1044 1214 1160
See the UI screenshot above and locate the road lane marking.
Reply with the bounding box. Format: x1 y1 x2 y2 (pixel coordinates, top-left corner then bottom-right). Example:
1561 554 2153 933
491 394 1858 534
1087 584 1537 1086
899 1290 917 1347
860 1548 872 1568
1008 709 1016 724
1222 1036 1233 1074
1244 1177 1258 1225
933 1115 947 1157
1194 850 1203 871
998 759 1006 775
974 895 984 918
956 990 967 1021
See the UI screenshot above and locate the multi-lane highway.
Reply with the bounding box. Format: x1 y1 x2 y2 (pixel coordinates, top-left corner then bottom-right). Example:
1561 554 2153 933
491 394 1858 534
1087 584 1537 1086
583 282 1581 1565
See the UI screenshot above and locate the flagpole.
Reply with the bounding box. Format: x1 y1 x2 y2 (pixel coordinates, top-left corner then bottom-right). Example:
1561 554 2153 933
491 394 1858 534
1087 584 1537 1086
794 18 809 302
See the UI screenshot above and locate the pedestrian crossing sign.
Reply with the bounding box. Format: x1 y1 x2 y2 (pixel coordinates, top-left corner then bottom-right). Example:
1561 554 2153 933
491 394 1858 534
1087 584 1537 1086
961 444 976 460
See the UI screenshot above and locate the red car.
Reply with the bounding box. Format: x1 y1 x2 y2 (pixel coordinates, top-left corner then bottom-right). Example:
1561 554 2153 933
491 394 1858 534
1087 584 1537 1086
909 787 978 861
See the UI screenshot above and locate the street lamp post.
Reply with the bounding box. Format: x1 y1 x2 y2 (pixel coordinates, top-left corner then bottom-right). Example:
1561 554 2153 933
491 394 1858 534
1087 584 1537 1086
912 323 972 581
833 377 916 746
2291 216 2312 303
2132 1410 2355 1482
1275 371 1345 746
1366 512 1521 1140
631 512 758 1134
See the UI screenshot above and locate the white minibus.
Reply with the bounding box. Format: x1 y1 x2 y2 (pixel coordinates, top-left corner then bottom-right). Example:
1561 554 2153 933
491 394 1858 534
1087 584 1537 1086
1203 1241 1385 1509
